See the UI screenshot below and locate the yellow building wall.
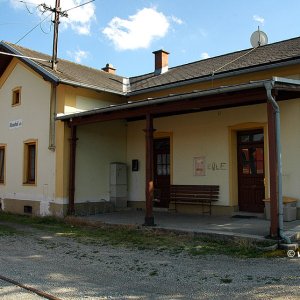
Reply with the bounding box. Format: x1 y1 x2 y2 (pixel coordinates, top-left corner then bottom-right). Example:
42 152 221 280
54 85 126 211
75 120 127 203
280 99 300 201
61 85 124 114
127 100 300 209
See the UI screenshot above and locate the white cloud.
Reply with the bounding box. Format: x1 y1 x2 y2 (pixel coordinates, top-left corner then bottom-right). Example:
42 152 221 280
171 15 183 25
200 52 210 60
102 7 170 51
253 15 265 24
67 49 89 63
10 0 96 35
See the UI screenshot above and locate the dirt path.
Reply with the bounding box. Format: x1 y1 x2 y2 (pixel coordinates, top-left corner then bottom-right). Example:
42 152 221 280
0 222 299 299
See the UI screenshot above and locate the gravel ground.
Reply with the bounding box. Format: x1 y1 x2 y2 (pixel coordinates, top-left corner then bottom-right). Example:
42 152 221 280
0 222 299 300
0 280 44 300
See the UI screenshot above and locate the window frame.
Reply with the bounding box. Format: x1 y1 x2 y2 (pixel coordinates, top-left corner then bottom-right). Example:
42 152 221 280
12 87 21 107
0 144 6 185
23 140 37 185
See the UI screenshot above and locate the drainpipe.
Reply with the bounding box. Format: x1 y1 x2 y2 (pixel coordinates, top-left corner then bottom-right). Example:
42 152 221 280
48 83 57 151
265 82 291 244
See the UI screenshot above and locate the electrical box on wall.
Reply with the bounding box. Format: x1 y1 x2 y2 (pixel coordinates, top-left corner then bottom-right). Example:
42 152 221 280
110 162 127 209
132 159 139 172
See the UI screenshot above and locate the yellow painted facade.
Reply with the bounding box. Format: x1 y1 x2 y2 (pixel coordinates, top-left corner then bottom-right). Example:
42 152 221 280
1 45 300 218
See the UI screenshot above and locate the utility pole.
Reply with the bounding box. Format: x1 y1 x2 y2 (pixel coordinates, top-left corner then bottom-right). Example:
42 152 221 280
51 0 60 71
41 0 68 71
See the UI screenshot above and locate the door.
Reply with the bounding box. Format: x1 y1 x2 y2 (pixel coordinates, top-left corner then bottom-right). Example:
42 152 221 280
153 138 170 208
237 130 265 213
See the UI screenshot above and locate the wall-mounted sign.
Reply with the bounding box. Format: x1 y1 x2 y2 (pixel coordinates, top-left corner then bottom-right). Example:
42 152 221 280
194 156 206 176
9 119 23 129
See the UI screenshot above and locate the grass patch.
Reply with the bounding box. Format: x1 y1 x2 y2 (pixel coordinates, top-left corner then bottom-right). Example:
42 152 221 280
0 224 19 236
0 212 284 258
0 212 64 226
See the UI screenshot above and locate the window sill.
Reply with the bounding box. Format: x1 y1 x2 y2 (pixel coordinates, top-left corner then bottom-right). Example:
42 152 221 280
23 182 37 186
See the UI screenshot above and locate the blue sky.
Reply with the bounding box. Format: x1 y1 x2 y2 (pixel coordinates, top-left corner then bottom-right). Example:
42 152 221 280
1 0 300 77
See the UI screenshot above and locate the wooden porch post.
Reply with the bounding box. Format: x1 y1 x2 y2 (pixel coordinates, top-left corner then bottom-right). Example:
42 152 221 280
68 125 77 215
267 101 279 238
143 113 156 226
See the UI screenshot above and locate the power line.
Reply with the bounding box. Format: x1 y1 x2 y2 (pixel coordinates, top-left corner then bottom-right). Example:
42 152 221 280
64 0 95 12
18 0 40 5
212 46 259 75
12 0 95 71
0 22 37 25
24 1 35 14
15 12 52 44
40 18 52 34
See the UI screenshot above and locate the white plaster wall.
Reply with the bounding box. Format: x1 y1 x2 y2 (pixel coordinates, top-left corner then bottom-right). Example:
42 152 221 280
75 120 127 202
127 101 300 206
0 63 55 215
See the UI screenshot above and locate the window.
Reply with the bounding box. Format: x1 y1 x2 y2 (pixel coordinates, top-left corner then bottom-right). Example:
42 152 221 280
12 87 21 106
24 141 37 184
0 146 5 184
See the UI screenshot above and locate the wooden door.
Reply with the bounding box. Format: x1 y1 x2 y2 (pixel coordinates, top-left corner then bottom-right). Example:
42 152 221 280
237 130 265 213
153 138 170 208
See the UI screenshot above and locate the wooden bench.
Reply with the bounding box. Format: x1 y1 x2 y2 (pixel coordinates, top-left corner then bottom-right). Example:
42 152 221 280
170 185 219 215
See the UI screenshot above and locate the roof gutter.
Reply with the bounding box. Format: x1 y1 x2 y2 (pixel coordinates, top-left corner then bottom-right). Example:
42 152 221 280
57 79 271 121
57 77 300 121
129 58 300 96
1 42 59 84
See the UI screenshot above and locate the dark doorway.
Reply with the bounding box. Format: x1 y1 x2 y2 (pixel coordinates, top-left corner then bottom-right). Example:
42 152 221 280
237 129 265 213
153 138 170 208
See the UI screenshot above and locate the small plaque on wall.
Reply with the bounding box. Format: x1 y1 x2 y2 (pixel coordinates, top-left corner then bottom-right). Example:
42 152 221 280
194 156 206 176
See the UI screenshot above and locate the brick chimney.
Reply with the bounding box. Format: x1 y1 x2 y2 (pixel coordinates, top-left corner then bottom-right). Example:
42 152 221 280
102 63 116 75
153 50 169 75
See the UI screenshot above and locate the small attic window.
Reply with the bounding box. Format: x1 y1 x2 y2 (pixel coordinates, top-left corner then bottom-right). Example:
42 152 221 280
12 87 21 106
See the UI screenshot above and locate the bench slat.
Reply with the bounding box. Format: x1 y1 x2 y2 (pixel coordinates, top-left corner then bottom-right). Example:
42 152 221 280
170 184 219 215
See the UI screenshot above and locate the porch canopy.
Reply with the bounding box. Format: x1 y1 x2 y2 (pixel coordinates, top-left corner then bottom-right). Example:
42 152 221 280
57 77 300 237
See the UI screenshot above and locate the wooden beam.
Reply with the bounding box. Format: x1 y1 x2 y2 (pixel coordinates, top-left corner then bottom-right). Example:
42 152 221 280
267 101 279 238
143 113 156 226
68 88 268 127
68 125 77 215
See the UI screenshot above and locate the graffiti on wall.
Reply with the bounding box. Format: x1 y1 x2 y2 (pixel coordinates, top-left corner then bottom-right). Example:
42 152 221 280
207 162 227 171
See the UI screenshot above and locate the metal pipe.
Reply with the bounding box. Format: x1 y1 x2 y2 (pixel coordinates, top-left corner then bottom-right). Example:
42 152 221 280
265 82 291 244
48 83 57 151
